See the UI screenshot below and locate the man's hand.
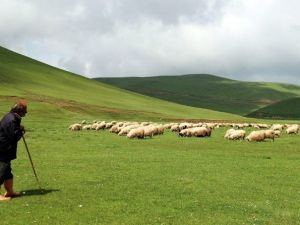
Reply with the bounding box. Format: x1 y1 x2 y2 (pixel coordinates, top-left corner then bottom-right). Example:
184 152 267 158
20 125 26 134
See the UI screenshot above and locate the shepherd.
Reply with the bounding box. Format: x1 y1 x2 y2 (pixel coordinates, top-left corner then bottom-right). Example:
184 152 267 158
0 101 27 201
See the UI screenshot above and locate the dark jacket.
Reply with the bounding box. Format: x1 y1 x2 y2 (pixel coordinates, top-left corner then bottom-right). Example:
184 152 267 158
0 111 23 161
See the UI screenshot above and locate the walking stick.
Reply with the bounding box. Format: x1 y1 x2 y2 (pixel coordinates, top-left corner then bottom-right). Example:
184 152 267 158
22 135 42 190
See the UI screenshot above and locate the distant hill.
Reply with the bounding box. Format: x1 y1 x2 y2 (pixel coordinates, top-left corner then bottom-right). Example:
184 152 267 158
246 97 300 119
0 46 243 122
95 75 300 116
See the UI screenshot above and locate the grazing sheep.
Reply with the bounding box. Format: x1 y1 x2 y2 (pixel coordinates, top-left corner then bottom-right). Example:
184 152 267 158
179 127 211 137
263 129 276 141
257 123 270 129
170 124 180 132
109 124 122 133
69 123 82 131
286 124 300 134
245 130 266 142
179 128 193 137
274 130 281 137
105 122 114 129
91 122 99 130
95 122 107 130
143 126 156 138
82 125 92 130
224 128 235 139
227 130 246 140
192 127 212 137
118 125 139 136
271 124 284 131
127 127 145 139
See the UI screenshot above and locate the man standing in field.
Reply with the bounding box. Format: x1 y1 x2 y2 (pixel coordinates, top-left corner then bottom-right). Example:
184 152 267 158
0 101 27 201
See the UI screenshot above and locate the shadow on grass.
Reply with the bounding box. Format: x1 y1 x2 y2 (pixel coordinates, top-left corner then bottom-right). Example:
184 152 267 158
20 188 60 197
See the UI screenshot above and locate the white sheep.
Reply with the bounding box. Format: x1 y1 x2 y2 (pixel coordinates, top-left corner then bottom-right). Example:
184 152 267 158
127 127 145 139
245 130 266 142
192 127 212 137
69 123 82 131
179 127 211 137
82 125 92 130
263 129 276 141
170 124 180 132
271 124 284 131
286 124 299 134
179 128 193 137
227 130 246 140
274 130 281 137
118 125 139 136
224 128 235 139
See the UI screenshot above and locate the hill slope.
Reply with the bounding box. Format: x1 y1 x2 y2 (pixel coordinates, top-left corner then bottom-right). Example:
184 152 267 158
95 75 300 116
0 46 243 122
246 97 300 119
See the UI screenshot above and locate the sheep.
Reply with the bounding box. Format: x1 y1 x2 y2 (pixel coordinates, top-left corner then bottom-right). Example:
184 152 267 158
170 124 180 132
143 126 156 138
105 122 114 129
274 130 281 137
192 127 212 137
69 123 82 131
286 124 300 134
95 122 107 130
179 128 193 137
118 125 139 136
163 123 174 129
109 123 125 133
245 130 266 142
179 122 193 130
271 124 284 131
82 124 92 130
179 127 211 137
227 130 246 140
263 129 276 141
127 127 145 139
91 122 99 130
224 128 235 139
257 123 270 129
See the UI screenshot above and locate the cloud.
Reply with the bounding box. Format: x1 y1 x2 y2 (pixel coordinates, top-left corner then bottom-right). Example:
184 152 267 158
1 0 300 84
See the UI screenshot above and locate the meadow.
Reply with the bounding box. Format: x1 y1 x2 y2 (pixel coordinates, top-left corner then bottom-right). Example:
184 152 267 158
1 110 300 224
1 46 300 225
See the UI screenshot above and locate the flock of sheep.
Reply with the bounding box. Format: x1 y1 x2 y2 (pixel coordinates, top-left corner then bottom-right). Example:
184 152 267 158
68 120 300 142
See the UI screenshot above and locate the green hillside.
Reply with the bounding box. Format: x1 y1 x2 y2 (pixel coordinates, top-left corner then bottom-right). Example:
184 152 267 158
0 46 243 122
247 97 300 119
95 75 300 116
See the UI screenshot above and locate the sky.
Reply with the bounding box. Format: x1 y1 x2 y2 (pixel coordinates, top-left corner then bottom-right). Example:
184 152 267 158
1 0 300 84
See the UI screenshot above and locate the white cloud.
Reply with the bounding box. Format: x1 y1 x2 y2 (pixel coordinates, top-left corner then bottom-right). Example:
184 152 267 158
0 0 300 84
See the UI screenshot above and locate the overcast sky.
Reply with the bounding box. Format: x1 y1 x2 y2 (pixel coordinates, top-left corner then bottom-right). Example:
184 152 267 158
1 0 300 84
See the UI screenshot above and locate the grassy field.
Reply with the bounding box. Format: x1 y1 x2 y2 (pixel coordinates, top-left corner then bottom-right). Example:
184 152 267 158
96 74 300 116
1 46 300 224
1 112 300 225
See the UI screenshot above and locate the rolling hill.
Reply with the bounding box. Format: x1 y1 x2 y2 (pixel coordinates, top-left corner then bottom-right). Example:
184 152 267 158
246 97 300 119
95 75 300 117
0 46 243 122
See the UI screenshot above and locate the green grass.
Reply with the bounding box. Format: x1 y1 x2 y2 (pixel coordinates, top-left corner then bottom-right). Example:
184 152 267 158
96 74 300 116
247 97 300 119
1 117 300 225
